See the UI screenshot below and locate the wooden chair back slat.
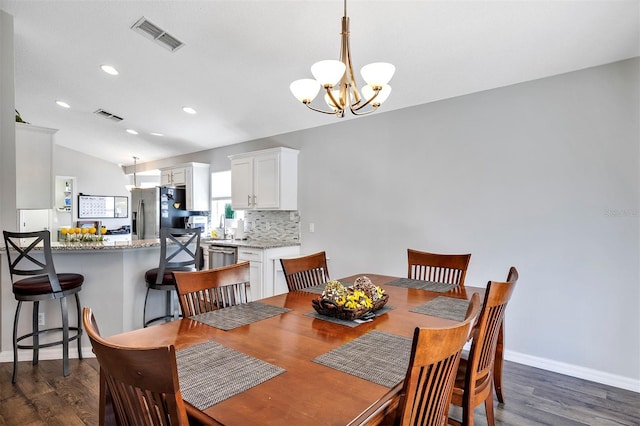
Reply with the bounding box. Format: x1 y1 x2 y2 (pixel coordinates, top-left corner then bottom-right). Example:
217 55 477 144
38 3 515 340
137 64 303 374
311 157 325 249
173 262 251 316
280 251 330 292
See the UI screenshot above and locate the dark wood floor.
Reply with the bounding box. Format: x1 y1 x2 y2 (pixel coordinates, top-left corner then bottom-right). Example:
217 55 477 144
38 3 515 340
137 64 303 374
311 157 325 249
0 358 638 425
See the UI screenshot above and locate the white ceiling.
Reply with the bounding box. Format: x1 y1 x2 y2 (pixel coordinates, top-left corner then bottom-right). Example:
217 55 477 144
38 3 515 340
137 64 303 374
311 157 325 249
2 1 638 167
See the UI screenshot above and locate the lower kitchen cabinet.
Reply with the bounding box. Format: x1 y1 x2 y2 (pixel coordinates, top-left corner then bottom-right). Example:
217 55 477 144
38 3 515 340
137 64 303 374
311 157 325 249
237 245 300 301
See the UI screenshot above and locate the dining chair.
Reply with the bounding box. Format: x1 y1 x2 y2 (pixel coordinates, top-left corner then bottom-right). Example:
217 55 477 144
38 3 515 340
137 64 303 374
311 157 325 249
143 227 202 327
407 249 471 288
493 266 519 404
448 267 519 426
83 307 190 426
280 251 330 292
173 261 251 316
349 294 481 426
3 230 84 383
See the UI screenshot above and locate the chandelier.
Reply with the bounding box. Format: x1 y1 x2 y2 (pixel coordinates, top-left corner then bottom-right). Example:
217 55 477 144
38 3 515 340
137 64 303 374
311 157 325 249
290 0 395 118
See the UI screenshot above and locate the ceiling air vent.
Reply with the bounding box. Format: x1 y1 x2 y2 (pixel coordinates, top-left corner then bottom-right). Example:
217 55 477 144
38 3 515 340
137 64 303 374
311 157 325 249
93 109 123 122
131 17 185 52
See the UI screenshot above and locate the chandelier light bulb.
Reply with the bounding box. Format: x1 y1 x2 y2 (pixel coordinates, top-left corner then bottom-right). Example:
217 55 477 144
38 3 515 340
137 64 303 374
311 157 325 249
311 60 346 87
360 62 396 87
324 90 341 111
362 84 392 105
290 79 321 103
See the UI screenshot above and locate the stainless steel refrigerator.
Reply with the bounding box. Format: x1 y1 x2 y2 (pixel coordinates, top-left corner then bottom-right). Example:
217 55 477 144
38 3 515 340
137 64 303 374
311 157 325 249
130 187 188 240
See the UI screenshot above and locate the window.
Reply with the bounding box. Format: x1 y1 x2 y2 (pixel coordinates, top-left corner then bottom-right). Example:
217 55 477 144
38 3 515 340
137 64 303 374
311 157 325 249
210 171 243 228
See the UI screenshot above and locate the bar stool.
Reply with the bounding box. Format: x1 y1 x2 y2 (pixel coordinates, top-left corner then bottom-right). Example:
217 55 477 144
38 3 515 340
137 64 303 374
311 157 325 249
143 227 202 327
2 230 84 383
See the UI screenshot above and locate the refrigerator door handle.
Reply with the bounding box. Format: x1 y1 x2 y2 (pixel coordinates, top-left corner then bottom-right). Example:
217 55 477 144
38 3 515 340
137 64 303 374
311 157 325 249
138 199 145 240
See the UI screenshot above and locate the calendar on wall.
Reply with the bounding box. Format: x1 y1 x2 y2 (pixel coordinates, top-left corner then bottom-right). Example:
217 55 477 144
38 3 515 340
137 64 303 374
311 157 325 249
78 195 128 218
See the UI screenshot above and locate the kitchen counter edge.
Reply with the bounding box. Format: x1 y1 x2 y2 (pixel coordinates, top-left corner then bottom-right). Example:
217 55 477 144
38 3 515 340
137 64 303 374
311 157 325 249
1 238 301 252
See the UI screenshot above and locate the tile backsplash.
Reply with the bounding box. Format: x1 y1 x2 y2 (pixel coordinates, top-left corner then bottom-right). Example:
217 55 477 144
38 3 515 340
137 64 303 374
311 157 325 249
244 210 300 241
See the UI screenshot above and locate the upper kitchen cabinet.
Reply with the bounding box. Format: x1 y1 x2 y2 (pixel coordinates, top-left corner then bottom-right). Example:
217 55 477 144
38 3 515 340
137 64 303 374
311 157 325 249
15 123 55 209
230 147 299 210
161 166 186 186
160 163 210 211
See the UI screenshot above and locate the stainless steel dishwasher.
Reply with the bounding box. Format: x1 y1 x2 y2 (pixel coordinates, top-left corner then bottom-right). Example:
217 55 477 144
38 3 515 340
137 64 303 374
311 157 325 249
208 245 238 269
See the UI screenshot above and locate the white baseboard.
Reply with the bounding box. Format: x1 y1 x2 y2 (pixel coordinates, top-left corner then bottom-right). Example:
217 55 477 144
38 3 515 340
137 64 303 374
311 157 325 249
505 349 640 393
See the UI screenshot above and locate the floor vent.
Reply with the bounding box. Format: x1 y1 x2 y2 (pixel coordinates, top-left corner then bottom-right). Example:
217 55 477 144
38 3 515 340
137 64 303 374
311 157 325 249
131 17 185 52
93 109 124 122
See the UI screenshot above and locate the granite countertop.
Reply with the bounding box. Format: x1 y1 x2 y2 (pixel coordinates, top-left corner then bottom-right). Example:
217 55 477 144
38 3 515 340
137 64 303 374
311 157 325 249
1 238 300 252
0 239 160 252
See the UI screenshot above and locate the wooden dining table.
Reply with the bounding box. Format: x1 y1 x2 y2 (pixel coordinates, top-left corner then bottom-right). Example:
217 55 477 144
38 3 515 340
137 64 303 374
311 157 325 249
106 274 484 425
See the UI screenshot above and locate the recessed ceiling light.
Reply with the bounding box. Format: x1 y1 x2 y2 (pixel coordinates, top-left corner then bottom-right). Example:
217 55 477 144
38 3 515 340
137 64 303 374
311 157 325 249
55 100 70 108
182 106 197 114
150 132 164 137
101 64 119 75
126 129 138 135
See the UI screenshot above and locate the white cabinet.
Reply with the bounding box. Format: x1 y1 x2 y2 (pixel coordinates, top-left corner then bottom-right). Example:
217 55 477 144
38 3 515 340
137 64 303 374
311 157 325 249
185 163 210 211
160 163 210 211
161 167 186 186
229 147 298 210
15 123 55 209
237 247 264 301
237 245 300 300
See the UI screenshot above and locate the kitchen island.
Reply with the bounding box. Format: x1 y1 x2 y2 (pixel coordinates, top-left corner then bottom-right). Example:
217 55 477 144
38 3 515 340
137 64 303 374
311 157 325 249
0 238 296 363
0 239 164 362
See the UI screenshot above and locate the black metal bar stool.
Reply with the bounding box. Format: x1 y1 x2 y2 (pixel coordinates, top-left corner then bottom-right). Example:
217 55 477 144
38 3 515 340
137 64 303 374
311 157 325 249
2 230 84 383
143 227 202 327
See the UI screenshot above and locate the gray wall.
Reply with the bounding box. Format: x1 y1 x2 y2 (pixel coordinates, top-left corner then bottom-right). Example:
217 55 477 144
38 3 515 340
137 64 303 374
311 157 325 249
163 58 640 389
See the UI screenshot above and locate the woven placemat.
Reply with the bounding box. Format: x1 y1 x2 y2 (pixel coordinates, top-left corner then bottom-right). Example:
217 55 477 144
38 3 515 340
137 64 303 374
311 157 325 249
304 305 396 328
385 278 458 293
191 301 291 331
411 296 470 321
299 283 326 295
176 341 285 410
313 330 411 388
